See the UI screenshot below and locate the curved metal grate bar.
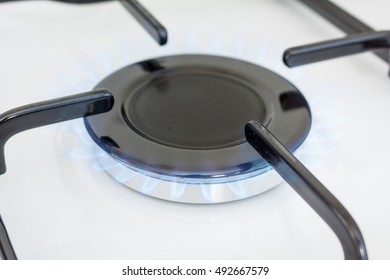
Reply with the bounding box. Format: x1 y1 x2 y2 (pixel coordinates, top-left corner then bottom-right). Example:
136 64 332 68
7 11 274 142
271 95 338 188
245 121 368 260
284 31 390 68
0 0 168 45
0 89 114 260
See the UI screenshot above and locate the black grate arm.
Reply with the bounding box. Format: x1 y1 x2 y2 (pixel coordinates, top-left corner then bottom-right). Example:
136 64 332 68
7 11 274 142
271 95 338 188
245 121 368 260
297 0 388 63
0 89 114 260
284 31 390 68
0 0 168 45
0 214 16 260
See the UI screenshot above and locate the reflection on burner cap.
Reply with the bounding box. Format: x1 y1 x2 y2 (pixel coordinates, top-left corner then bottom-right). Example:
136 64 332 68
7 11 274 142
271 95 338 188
84 54 311 201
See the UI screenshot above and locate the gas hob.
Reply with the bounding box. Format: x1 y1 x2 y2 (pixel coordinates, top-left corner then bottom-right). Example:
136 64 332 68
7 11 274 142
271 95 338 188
0 0 390 259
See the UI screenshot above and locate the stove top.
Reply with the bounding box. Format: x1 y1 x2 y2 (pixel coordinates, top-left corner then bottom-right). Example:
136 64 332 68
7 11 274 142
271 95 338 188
0 0 390 259
83 54 310 203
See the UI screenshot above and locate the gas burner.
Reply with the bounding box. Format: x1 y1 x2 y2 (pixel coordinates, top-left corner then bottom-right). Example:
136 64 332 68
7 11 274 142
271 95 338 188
84 54 311 202
3 0 384 260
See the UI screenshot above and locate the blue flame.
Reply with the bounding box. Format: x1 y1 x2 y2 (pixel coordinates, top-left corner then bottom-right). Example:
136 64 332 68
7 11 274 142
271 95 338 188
227 180 247 198
53 30 340 203
92 159 119 171
254 44 269 64
200 184 214 203
187 32 199 52
70 147 103 159
79 63 100 85
209 30 222 53
121 42 132 63
141 177 159 194
95 53 114 73
114 169 138 185
231 38 245 57
170 181 187 200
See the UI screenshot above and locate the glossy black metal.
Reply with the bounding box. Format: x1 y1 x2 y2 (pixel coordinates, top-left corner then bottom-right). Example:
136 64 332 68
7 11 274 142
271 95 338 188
0 0 167 46
0 0 110 2
120 0 167 45
0 89 114 175
0 214 16 260
0 89 113 260
245 121 368 260
298 0 388 63
85 55 311 183
284 31 390 67
51 0 111 3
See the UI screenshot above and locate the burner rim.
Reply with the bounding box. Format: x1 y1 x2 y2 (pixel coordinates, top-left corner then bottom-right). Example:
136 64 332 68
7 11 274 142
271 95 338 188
84 54 311 182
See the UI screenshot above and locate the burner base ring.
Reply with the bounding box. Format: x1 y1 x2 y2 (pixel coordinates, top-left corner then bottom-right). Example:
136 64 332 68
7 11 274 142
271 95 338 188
95 148 285 203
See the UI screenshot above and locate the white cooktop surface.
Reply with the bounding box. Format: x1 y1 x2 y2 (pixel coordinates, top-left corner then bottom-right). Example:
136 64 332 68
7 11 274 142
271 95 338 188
0 0 390 259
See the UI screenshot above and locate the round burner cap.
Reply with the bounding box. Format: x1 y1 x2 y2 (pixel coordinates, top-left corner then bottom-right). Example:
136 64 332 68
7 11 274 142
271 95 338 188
84 55 311 183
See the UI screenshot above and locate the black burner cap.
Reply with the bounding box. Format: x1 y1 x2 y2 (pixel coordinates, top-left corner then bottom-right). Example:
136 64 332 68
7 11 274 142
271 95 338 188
84 55 311 182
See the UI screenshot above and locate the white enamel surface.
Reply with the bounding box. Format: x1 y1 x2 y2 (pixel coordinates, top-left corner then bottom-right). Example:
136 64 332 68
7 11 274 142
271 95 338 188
0 0 390 259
